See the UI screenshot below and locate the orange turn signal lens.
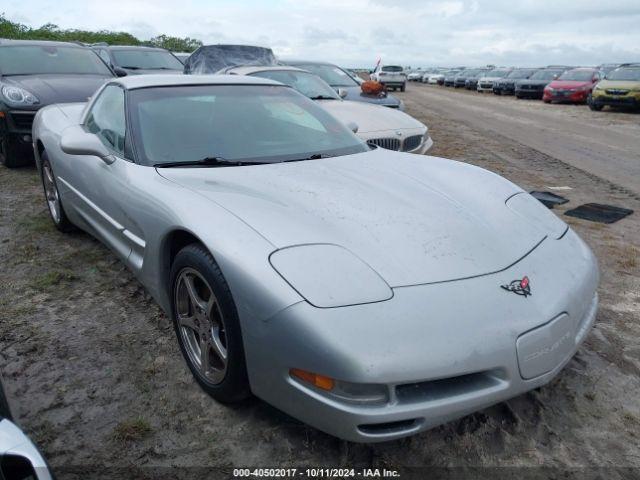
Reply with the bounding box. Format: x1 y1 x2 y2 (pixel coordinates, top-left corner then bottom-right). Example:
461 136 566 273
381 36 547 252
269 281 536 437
290 368 335 391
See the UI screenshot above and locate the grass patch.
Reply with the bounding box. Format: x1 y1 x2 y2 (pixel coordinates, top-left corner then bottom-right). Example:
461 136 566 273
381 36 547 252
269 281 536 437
30 269 77 290
618 245 638 270
112 417 152 442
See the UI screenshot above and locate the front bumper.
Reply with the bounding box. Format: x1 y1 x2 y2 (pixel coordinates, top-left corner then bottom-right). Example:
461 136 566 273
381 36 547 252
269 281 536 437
543 90 589 103
495 83 516 95
0 108 37 160
245 229 599 442
477 83 494 92
516 88 544 99
592 92 640 108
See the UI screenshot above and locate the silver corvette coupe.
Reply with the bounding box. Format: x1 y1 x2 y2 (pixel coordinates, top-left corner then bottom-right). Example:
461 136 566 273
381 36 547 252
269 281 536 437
32 75 599 443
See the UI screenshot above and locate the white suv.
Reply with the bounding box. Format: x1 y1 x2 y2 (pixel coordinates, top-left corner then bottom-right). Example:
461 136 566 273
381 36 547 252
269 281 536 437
371 65 407 91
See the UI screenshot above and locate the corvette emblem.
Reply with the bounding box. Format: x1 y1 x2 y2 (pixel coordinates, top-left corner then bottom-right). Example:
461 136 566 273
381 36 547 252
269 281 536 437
501 276 531 297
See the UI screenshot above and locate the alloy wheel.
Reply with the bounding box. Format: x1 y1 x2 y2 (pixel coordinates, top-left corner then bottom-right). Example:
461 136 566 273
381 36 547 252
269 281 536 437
174 267 228 384
42 162 61 224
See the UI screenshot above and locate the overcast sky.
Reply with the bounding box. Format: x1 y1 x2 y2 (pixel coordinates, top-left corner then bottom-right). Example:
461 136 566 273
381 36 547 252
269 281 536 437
6 0 640 67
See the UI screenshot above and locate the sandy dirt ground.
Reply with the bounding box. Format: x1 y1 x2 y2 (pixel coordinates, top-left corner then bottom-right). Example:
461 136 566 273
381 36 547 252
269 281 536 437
1 83 639 479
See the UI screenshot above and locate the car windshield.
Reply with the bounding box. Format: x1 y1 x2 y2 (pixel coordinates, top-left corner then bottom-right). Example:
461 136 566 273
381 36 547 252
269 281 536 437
112 49 183 70
130 85 367 166
381 66 403 72
606 68 640 81
559 70 595 81
486 69 511 78
0 45 112 76
293 64 359 87
507 69 537 79
530 69 563 80
249 70 340 100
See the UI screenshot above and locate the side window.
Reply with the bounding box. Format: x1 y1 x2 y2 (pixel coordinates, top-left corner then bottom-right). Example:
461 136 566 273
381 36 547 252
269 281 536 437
97 49 111 66
85 85 126 157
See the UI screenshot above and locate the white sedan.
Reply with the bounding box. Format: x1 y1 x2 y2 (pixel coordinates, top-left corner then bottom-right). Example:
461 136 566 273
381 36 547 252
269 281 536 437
225 66 433 154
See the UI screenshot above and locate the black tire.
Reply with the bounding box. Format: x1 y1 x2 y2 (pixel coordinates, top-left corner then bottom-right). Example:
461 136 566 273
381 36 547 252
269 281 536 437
170 243 250 403
41 151 74 233
0 136 30 168
400 84 406 92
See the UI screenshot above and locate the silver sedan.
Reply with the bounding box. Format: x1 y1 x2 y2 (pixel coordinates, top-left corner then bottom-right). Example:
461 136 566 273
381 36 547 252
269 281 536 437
32 74 599 442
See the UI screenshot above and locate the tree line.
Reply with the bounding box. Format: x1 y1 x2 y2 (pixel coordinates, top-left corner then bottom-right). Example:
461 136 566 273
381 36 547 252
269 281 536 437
0 14 202 52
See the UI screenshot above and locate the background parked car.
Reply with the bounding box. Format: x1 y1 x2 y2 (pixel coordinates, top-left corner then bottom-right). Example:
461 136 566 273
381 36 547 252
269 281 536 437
589 64 640 111
424 71 445 84
1 375 54 479
225 65 432 154
407 70 423 81
515 67 570 99
465 68 491 90
543 67 601 104
476 67 512 92
92 44 184 76
0 39 114 167
454 69 479 88
287 61 404 110
443 69 463 86
598 63 622 77
184 44 277 75
493 68 538 95
370 64 407 91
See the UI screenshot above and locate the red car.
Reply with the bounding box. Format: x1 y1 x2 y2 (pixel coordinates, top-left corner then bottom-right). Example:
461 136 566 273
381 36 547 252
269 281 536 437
543 67 602 104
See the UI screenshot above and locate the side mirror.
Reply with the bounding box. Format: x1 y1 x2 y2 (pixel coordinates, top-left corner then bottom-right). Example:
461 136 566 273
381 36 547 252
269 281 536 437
60 126 115 164
346 122 359 134
337 88 348 99
113 67 128 77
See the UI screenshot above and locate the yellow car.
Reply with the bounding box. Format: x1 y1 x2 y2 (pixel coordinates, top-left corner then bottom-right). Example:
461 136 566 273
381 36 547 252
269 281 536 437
589 64 640 111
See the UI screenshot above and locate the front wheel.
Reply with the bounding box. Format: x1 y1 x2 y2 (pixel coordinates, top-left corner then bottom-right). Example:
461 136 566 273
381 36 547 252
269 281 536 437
170 243 250 403
400 84 406 92
41 152 74 232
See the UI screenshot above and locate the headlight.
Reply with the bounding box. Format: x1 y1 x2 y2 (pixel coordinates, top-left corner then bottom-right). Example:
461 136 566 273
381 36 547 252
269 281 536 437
1 84 39 106
594 85 603 91
506 192 567 239
270 244 392 308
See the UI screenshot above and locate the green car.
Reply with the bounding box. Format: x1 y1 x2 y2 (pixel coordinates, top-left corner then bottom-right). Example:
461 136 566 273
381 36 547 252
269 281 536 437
590 64 640 111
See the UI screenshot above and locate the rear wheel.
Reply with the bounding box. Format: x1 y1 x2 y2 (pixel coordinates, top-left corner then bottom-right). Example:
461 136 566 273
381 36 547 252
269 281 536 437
170 243 250 403
41 152 74 232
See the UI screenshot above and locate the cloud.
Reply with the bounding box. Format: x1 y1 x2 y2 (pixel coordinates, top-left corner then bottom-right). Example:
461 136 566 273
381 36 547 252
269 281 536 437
4 0 640 67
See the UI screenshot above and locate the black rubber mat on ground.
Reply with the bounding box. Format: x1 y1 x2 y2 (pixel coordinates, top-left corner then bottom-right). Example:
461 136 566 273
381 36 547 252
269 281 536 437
530 191 569 209
564 203 634 224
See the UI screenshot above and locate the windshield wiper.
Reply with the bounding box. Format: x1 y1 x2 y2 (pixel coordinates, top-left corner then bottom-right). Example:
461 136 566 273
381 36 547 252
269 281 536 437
120 66 141 70
309 95 338 100
282 153 334 163
154 157 261 168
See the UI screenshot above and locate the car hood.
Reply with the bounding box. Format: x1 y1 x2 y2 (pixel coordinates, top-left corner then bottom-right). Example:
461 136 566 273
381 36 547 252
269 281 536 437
2 74 113 106
317 100 424 134
158 149 549 287
478 76 502 82
339 86 402 107
548 80 591 89
596 80 640 90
